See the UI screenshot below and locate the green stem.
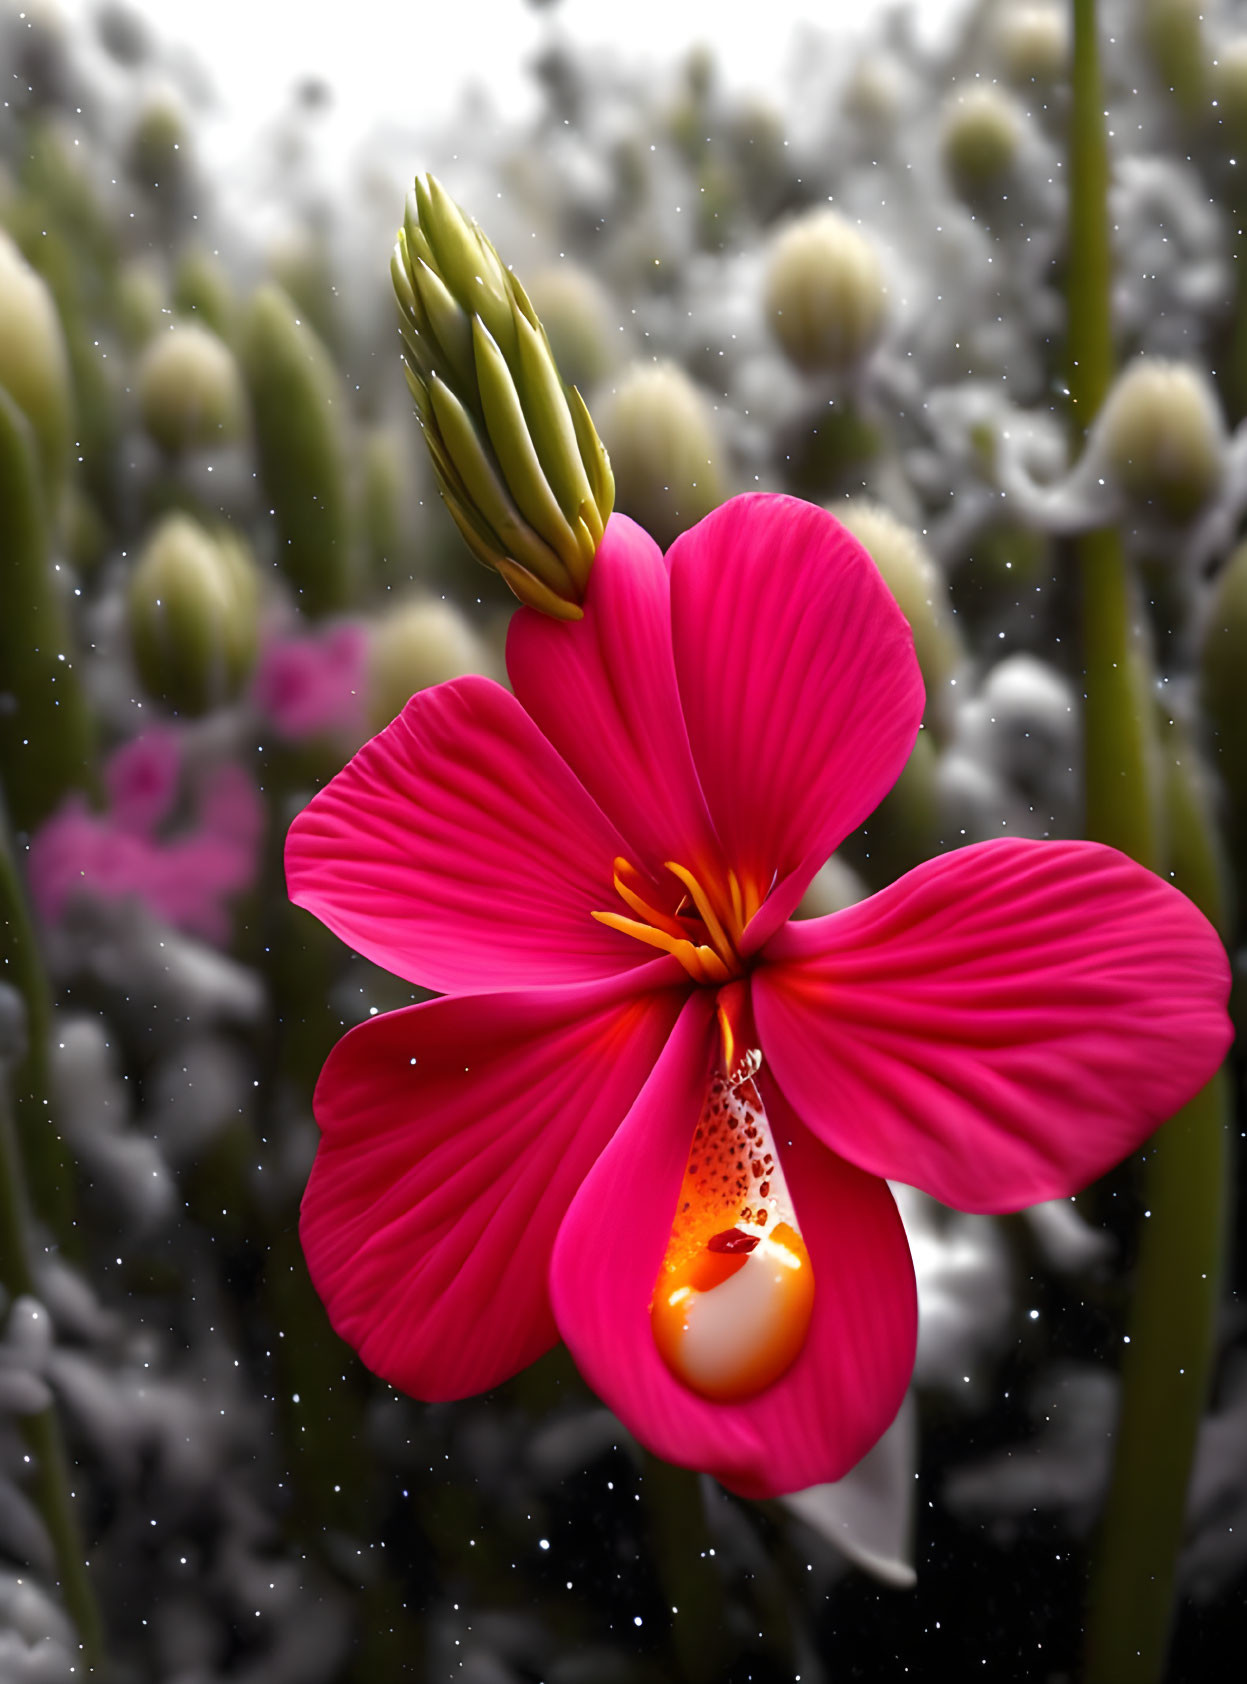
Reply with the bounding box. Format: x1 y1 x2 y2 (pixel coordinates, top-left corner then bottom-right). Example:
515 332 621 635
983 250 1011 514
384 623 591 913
1070 7 1230 1679
1083 1074 1228 1684
0 1075 104 1671
0 808 77 1249
639 1454 731 1684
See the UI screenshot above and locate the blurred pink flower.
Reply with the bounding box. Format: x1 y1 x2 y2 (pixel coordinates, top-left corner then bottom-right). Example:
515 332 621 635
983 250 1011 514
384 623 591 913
252 622 368 741
286 494 1231 1498
29 732 264 944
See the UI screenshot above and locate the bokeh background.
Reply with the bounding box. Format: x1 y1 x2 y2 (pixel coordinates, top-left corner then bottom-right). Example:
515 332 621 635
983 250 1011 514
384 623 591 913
1 0 1245 1679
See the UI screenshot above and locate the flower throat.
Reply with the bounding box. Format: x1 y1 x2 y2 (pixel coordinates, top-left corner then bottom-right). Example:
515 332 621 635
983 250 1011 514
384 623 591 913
650 1049 815 1403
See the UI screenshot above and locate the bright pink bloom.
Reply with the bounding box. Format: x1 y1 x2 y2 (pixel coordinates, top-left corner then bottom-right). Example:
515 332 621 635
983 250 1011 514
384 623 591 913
29 733 263 945
285 494 1231 1498
252 621 368 742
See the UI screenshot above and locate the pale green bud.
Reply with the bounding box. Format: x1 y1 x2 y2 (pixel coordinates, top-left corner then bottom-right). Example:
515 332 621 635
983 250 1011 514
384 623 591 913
764 210 887 376
367 598 489 732
942 89 1022 198
1213 40 1247 151
524 265 619 394
392 173 614 620
992 5 1069 88
136 322 247 455
172 247 235 340
128 514 259 715
239 285 354 617
841 58 905 133
838 500 965 742
0 229 73 516
115 260 164 352
597 361 726 550
127 94 189 196
1098 360 1225 522
1140 0 1207 114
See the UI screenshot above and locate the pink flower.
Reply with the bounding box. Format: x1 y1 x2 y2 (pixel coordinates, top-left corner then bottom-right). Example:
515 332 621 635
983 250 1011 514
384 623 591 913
252 622 368 742
29 733 264 946
285 494 1231 1498
104 726 181 835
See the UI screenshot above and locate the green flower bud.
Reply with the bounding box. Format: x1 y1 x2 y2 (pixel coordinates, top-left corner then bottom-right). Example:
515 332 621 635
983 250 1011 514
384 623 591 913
597 361 726 550
392 173 614 621
172 247 235 340
0 229 73 517
992 5 1069 88
1140 0 1207 114
1097 360 1225 521
239 284 354 617
367 598 489 732
764 209 888 376
128 514 259 715
1212 39 1247 151
942 89 1022 199
270 230 342 359
136 322 247 455
360 425 409 583
115 260 164 352
127 94 189 197
838 499 965 742
841 57 905 134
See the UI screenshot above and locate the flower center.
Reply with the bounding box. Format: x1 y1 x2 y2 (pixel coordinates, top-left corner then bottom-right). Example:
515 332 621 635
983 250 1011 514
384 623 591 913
650 1051 815 1402
592 856 758 985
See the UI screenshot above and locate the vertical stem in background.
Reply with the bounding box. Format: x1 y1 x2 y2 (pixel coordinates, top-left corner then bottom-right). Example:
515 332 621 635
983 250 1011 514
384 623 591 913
1070 5 1230 1680
639 1455 730 1684
0 811 77 1252
0 1070 103 1672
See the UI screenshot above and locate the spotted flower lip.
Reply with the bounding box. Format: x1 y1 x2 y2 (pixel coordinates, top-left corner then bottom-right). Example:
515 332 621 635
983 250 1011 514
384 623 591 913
285 492 1232 1499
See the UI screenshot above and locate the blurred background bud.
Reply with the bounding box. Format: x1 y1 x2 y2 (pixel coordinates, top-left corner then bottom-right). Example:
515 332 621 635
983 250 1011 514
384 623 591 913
1096 360 1226 522
126 92 190 199
941 88 1022 202
172 247 236 340
393 174 613 619
1213 39 1247 152
367 598 489 732
1140 0 1208 116
239 284 355 616
136 323 247 456
991 4 1069 89
764 209 888 376
524 264 620 394
597 360 727 549
115 261 165 353
0 227 73 518
838 499 965 743
128 513 259 715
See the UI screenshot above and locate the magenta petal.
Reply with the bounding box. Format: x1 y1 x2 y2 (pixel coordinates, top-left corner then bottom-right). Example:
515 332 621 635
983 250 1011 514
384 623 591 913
668 495 925 947
104 728 181 835
285 675 652 993
550 991 917 1498
507 514 722 880
301 964 687 1401
755 838 1234 1212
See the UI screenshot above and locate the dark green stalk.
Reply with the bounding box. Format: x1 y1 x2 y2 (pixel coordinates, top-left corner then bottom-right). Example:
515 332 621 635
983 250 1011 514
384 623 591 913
0 1073 103 1671
639 1455 731 1683
1070 6 1230 1679
0 809 76 1248
0 387 95 833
